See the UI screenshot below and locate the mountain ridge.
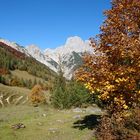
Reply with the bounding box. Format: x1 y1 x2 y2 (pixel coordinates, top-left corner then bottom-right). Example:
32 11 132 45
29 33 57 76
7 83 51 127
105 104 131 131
0 36 93 79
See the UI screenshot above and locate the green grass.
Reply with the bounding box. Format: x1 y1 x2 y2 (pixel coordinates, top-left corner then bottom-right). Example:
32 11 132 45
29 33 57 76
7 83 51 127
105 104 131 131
0 78 97 139
10 70 45 83
0 105 95 140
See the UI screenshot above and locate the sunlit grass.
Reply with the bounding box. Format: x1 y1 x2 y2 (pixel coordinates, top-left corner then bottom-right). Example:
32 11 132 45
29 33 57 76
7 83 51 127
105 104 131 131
0 105 95 140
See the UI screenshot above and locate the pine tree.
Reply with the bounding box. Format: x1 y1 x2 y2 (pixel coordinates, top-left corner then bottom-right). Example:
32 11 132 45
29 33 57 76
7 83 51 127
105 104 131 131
28 79 33 89
33 78 37 86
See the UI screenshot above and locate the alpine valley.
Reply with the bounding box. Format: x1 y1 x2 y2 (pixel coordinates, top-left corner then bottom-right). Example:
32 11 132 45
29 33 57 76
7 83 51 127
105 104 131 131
0 36 93 79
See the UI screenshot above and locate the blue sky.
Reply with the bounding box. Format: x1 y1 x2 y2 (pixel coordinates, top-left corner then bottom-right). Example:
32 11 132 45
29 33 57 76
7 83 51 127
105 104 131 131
0 0 111 50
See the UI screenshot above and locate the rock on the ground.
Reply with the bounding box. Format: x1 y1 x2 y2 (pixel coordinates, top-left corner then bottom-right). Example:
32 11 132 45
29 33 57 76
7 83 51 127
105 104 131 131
48 128 59 133
85 106 102 114
56 120 63 123
11 123 26 130
37 122 43 126
73 115 81 119
72 108 83 113
42 113 47 117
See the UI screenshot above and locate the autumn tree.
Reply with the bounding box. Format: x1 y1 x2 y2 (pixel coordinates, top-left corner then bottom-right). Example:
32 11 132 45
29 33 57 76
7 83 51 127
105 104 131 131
76 0 140 113
29 84 45 105
10 76 21 86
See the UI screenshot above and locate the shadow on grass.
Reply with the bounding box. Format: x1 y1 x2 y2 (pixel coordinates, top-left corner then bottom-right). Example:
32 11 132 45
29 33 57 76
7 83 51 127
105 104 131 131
73 114 101 130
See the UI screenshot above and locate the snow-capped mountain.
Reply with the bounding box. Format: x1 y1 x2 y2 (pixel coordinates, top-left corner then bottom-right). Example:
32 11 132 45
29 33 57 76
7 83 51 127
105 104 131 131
26 45 58 72
26 36 93 79
0 36 93 79
44 36 93 62
43 36 93 79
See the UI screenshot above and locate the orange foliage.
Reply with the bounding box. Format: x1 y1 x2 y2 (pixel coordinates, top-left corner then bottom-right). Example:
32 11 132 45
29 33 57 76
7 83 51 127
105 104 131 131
0 68 9 75
76 0 140 113
29 84 45 105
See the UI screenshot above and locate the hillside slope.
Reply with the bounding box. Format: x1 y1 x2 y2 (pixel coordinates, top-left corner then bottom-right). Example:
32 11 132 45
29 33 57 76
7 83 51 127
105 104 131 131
0 40 58 103
0 41 57 82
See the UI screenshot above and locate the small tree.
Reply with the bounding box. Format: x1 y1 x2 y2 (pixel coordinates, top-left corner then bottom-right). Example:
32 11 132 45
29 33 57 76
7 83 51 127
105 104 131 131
51 63 67 109
29 84 45 106
33 78 37 86
10 76 21 86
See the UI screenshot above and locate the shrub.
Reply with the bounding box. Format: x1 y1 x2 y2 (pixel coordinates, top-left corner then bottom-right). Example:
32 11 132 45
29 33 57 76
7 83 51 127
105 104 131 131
95 116 115 140
29 84 45 106
125 107 140 132
51 86 67 109
66 81 94 107
96 107 140 140
51 81 94 109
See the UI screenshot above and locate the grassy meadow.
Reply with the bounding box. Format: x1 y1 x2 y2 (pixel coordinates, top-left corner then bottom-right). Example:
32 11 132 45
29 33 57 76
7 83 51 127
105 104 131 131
0 105 97 140
10 70 45 83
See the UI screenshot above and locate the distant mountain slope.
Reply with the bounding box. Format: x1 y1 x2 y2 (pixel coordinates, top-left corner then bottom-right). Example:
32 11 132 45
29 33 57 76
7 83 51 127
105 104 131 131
0 40 57 83
26 45 58 72
0 39 30 56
